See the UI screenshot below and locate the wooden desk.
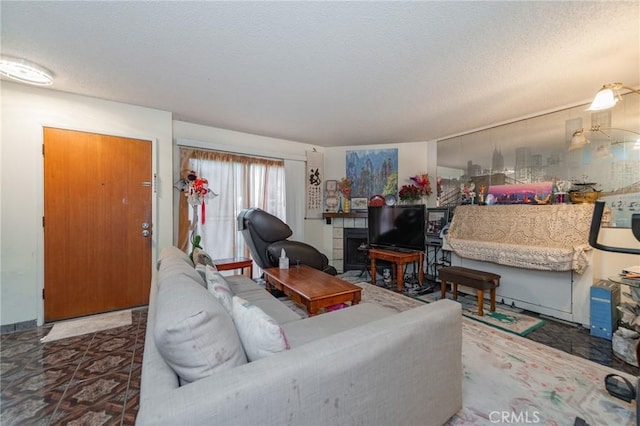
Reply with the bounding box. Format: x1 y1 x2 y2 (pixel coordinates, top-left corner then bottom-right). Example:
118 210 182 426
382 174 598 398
369 248 424 292
213 257 253 277
263 265 361 316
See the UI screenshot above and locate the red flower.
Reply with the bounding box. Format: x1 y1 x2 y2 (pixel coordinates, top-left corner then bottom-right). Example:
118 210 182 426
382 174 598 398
399 184 422 201
410 173 432 196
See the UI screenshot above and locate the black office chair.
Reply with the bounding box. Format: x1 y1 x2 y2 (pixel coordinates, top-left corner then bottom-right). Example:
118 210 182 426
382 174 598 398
238 208 337 275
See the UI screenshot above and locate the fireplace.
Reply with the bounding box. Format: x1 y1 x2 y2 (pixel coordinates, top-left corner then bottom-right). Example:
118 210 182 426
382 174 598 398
343 228 368 271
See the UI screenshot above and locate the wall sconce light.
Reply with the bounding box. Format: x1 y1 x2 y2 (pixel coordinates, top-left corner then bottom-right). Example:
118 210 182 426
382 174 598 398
593 143 613 159
0 56 54 86
587 82 640 111
569 129 589 150
569 125 640 151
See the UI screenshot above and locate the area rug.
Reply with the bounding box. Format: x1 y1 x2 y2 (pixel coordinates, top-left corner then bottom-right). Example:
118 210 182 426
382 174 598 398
40 310 132 343
417 291 546 336
337 271 545 336
453 319 635 425
328 280 635 425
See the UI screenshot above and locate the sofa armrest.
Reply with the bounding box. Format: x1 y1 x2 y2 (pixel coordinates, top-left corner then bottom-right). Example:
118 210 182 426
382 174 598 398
136 300 462 426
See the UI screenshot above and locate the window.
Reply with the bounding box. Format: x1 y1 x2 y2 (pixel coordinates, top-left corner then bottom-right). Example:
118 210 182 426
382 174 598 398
178 147 285 276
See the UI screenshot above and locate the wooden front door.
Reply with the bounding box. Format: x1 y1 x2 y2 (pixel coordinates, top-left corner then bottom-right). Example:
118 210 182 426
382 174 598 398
43 127 152 321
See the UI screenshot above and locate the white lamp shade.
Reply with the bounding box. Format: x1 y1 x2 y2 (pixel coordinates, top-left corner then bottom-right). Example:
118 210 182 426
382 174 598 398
569 132 588 150
587 87 618 111
594 144 612 159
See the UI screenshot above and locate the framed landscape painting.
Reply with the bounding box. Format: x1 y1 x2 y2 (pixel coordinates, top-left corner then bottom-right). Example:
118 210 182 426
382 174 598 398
351 197 368 212
346 148 398 198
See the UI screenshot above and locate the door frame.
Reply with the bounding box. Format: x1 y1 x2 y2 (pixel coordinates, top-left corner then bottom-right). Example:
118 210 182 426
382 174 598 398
36 124 159 326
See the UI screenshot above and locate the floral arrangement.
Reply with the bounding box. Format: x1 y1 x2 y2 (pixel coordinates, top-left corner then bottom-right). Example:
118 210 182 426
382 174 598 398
174 169 218 224
338 177 352 198
398 184 422 201
410 173 432 196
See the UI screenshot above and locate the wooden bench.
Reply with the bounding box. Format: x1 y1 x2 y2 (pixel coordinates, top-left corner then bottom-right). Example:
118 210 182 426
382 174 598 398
439 266 501 316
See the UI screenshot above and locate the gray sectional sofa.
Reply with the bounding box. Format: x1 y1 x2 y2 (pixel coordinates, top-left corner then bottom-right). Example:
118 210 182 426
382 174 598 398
137 246 463 425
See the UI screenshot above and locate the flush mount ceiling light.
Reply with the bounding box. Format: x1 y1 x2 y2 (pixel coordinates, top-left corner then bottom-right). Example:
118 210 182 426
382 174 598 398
0 56 53 86
587 82 640 111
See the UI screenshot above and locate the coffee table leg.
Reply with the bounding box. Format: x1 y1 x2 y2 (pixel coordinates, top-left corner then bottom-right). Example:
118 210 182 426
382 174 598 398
307 302 319 316
352 291 361 305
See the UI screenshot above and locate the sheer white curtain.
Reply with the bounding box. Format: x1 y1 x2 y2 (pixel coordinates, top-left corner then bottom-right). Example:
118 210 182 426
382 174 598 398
178 148 285 276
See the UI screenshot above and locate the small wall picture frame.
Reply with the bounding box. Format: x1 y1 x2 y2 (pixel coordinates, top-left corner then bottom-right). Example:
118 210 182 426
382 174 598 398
351 197 368 212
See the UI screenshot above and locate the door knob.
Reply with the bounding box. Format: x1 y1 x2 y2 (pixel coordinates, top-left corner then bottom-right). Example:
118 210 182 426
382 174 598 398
142 230 150 237
142 222 150 229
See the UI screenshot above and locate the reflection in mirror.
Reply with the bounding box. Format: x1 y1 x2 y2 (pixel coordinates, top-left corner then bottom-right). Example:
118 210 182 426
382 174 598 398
437 93 640 228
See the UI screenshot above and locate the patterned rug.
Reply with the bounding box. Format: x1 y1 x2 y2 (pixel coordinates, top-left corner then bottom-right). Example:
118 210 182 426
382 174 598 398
455 319 635 425
40 310 132 343
338 271 545 336
322 277 636 425
417 291 546 336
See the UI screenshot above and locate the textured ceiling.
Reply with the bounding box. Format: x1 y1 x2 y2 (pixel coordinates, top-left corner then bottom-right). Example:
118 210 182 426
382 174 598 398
2 1 639 147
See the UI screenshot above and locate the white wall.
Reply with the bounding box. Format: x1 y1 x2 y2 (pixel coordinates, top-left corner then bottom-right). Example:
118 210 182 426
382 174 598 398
320 141 434 259
172 120 324 244
1 82 634 327
591 228 640 280
1 82 173 326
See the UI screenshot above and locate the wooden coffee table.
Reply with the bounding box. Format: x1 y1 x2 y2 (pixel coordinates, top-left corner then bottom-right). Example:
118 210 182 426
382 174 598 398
263 265 361 316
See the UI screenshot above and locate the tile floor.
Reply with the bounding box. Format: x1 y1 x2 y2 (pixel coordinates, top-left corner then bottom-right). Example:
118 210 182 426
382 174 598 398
1 298 638 425
1 308 146 426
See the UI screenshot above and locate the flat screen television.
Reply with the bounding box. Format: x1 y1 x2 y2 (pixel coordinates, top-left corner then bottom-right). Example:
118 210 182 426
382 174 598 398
426 207 450 237
368 205 425 251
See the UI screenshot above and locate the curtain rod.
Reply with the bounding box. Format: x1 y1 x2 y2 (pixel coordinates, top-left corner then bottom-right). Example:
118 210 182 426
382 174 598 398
176 138 306 161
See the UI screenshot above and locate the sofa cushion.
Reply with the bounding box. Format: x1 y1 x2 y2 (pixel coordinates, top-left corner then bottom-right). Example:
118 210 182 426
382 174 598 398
282 303 395 347
157 255 206 288
157 246 192 270
205 265 233 314
232 296 290 361
154 276 247 384
225 276 302 324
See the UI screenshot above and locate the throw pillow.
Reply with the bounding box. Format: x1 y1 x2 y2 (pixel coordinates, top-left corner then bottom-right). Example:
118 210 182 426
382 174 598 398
232 296 290 361
192 247 215 268
205 265 234 314
154 278 247 384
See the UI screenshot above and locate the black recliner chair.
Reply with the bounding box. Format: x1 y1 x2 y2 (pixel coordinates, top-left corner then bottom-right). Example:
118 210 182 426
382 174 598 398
238 208 337 275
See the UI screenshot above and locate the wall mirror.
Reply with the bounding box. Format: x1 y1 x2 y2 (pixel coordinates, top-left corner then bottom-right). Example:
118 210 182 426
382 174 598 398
437 93 640 228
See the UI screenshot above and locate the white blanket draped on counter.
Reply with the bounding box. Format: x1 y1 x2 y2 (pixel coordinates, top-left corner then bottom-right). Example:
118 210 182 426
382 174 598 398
446 204 594 274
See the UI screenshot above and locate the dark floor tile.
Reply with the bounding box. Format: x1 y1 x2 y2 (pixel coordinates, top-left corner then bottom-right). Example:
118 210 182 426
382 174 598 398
525 315 639 376
72 352 134 383
51 372 130 425
2 304 640 426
